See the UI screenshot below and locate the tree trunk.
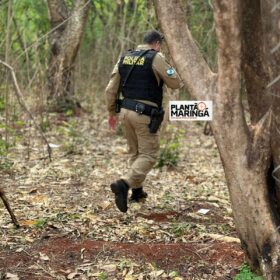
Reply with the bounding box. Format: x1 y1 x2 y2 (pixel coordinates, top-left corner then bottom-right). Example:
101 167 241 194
241 0 271 124
262 0 280 215
242 0 280 219
47 0 90 111
154 0 280 278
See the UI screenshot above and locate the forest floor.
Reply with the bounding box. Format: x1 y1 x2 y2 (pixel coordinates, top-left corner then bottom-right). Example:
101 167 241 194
0 109 244 280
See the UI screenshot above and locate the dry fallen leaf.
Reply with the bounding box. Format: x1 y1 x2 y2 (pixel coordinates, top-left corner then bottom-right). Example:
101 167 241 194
15 248 23 253
207 233 240 243
197 208 210 215
5 273 19 280
67 272 79 279
39 252 50 261
100 200 112 210
101 264 117 273
21 220 37 226
149 270 165 277
124 275 136 280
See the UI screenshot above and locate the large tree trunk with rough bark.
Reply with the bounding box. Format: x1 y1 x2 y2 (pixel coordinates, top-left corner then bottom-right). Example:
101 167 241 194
262 0 280 214
154 0 280 278
242 0 280 221
47 0 90 111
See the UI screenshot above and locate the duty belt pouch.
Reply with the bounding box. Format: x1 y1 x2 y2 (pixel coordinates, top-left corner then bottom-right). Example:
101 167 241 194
148 108 165 133
115 99 122 113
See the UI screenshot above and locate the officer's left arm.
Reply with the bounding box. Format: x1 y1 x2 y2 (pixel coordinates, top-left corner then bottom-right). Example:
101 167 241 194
152 53 183 89
105 61 121 116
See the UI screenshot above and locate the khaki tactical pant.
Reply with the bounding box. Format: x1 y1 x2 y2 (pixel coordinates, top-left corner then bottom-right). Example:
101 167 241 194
119 108 159 189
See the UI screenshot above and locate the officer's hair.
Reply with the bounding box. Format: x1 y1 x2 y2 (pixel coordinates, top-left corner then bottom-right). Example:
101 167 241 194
143 30 164 45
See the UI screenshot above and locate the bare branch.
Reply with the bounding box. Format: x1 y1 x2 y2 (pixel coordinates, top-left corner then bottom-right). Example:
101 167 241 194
271 41 280 54
0 60 52 161
267 75 280 89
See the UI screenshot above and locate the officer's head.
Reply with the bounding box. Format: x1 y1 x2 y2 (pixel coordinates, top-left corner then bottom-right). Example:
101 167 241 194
143 30 164 51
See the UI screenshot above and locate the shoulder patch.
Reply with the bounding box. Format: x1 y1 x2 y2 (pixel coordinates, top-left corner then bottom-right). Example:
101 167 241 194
167 67 175 76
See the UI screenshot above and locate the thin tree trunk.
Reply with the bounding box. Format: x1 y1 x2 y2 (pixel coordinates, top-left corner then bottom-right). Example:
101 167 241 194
5 0 13 148
47 0 90 111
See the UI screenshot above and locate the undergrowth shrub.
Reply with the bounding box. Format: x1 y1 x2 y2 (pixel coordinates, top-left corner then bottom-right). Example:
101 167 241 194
156 128 183 169
234 264 263 280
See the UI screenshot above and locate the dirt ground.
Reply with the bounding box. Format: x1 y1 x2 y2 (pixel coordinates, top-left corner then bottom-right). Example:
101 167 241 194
0 237 243 279
0 110 244 279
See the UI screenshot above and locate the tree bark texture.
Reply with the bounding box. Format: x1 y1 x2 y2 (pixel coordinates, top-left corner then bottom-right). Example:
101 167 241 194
243 0 280 223
263 0 280 215
154 0 280 278
241 0 271 124
47 0 90 110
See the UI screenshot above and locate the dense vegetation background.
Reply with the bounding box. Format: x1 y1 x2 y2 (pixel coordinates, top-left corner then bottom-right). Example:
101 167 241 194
0 0 218 153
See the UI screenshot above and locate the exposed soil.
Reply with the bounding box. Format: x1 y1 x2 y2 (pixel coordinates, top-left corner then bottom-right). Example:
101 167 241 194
0 236 243 279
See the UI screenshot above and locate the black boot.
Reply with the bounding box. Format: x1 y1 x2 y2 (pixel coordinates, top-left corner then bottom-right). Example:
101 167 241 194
129 187 148 203
110 179 129 213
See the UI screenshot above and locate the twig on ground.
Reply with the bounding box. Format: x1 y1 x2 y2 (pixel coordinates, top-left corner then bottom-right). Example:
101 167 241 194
0 188 19 227
183 246 203 260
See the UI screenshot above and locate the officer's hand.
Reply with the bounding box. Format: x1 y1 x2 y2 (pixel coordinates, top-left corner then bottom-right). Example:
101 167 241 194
109 116 118 130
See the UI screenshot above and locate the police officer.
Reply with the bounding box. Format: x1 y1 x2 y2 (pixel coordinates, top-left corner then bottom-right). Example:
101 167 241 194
105 30 182 213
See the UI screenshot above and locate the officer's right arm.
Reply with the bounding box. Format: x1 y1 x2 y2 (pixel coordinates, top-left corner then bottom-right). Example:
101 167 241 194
105 61 121 116
152 53 183 89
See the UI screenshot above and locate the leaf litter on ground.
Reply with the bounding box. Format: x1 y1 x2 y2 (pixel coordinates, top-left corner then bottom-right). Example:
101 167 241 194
0 112 243 279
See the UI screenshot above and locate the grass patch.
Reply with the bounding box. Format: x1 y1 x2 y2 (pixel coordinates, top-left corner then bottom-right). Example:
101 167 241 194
156 131 183 169
234 264 263 280
34 218 48 229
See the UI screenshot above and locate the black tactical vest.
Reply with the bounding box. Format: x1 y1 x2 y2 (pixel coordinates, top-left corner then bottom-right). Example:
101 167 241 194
118 49 164 107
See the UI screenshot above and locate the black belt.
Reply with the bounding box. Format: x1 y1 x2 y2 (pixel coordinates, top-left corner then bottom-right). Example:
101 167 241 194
121 99 157 116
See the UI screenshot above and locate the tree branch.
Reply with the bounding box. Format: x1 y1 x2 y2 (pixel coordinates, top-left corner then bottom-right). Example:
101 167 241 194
154 0 216 100
0 60 52 161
